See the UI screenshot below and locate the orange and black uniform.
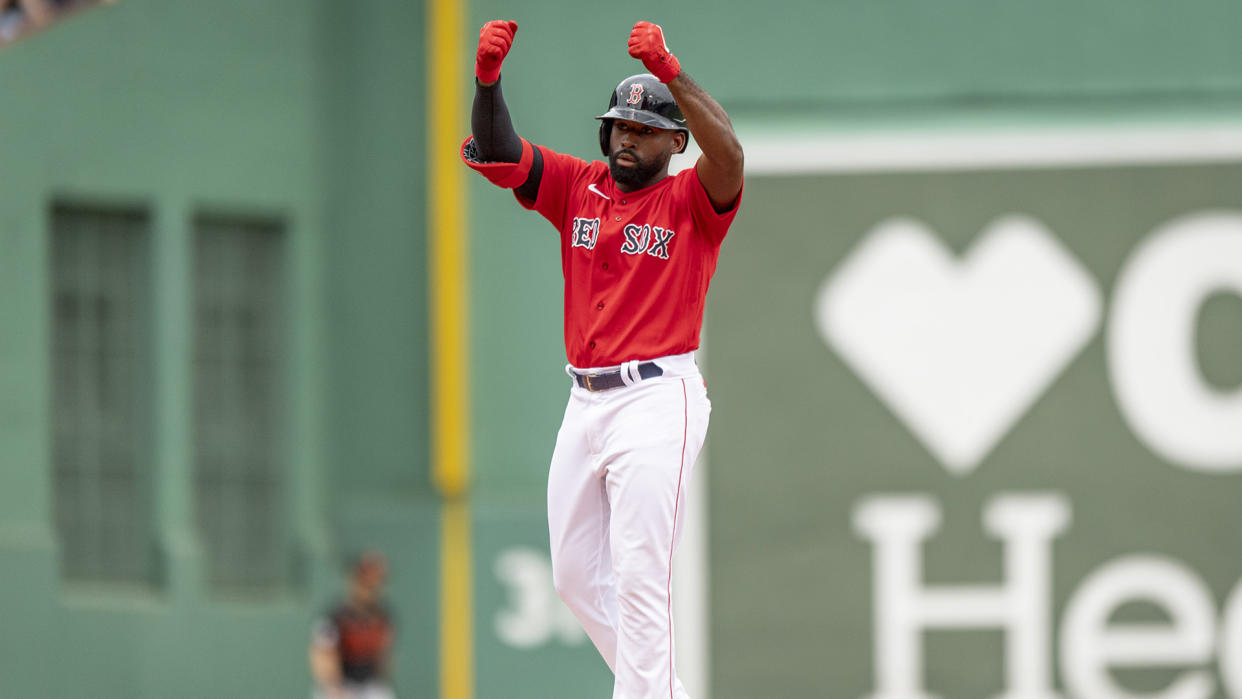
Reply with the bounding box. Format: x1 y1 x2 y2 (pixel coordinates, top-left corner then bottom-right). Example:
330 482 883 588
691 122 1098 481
316 602 394 684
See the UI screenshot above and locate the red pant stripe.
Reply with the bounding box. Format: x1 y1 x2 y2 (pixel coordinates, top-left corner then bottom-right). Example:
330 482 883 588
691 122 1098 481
667 378 689 699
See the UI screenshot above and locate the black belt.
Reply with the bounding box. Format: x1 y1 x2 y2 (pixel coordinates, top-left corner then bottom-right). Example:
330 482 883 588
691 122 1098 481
574 362 664 392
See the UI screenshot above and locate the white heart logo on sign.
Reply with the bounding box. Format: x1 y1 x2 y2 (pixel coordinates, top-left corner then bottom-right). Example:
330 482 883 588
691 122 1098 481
814 215 1102 475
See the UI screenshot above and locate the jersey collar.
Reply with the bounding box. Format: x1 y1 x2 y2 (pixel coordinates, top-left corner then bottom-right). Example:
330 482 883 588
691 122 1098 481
604 169 674 199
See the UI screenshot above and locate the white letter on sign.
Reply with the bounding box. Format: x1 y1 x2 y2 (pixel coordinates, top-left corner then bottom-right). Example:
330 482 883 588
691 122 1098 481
1060 556 1215 699
1217 577 1242 699
853 494 1069 699
493 547 587 648
1108 212 1242 471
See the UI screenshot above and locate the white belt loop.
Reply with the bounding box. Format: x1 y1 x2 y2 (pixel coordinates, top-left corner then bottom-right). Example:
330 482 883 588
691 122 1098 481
620 359 637 386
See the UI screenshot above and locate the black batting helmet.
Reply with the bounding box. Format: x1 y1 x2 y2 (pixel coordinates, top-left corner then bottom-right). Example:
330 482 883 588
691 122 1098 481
595 73 689 157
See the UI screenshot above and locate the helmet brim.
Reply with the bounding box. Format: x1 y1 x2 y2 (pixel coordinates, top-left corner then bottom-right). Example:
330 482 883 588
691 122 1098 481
595 107 685 133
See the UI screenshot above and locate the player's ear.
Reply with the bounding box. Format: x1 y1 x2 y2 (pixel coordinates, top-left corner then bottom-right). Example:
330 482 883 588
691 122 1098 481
673 131 687 154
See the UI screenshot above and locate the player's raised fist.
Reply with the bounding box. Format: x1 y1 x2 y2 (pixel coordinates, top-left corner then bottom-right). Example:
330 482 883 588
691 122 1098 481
476 20 518 85
627 21 680 84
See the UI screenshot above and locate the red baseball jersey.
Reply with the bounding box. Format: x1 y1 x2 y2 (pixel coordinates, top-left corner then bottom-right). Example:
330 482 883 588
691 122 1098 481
516 144 742 368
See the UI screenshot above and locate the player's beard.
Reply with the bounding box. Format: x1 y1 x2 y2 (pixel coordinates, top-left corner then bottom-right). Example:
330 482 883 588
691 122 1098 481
609 148 668 189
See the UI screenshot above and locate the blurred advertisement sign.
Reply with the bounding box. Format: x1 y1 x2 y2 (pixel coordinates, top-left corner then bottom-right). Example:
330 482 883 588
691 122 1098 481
707 126 1242 699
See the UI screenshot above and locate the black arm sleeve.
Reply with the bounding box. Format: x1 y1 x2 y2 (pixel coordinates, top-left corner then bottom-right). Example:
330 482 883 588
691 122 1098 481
472 79 543 200
471 80 522 163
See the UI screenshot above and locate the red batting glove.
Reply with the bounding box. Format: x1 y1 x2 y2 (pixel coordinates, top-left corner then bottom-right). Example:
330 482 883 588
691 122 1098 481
627 21 681 84
476 20 517 84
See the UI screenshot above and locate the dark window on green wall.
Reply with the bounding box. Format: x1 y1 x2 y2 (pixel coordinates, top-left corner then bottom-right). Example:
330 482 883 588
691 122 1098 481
192 213 287 592
50 202 153 584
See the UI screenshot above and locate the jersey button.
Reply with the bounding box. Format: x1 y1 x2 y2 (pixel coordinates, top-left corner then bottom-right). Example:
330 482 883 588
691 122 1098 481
596 302 605 310
615 216 621 221
589 341 596 349
602 263 609 270
621 199 627 204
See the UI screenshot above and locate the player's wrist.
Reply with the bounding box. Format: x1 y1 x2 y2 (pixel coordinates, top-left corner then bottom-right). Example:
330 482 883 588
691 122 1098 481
475 62 502 84
648 55 680 84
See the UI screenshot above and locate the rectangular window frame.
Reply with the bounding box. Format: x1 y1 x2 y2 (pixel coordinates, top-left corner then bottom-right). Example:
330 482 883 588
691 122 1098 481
49 199 157 589
190 210 292 596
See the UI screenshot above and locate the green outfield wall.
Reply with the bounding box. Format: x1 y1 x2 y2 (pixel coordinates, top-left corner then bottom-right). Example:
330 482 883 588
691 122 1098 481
0 0 1240 697
0 1 438 697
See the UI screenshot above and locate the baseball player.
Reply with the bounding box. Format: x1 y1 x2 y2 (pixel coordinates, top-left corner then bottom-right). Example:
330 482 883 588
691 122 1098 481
462 19 743 699
309 552 396 699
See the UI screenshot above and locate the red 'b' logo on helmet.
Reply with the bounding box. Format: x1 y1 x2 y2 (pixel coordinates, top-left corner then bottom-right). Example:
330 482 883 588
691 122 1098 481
627 84 644 105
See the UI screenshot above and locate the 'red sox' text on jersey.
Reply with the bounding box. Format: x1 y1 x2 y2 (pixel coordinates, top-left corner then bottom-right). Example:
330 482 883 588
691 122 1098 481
516 144 741 368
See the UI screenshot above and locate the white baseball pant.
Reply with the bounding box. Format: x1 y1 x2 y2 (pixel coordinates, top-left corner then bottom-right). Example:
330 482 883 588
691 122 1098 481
547 352 710 699
312 681 395 699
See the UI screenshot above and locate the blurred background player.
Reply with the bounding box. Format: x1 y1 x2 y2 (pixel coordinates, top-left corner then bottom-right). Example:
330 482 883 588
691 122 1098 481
309 551 396 699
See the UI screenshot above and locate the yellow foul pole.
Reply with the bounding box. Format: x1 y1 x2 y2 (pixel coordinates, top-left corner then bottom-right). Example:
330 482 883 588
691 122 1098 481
428 0 473 697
